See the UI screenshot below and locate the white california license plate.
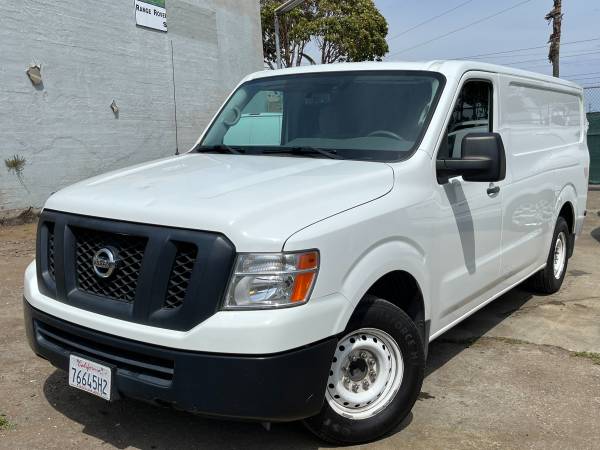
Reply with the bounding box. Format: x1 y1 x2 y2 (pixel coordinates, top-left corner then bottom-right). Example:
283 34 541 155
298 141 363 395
68 354 113 401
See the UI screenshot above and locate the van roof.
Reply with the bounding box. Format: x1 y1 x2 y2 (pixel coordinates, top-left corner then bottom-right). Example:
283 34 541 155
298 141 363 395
244 60 582 91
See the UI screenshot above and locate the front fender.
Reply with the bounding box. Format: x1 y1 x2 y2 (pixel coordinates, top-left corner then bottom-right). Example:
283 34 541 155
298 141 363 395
336 238 429 329
284 200 431 334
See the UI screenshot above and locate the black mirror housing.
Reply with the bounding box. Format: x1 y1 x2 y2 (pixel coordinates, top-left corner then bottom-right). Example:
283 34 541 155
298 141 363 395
461 132 506 182
436 132 506 183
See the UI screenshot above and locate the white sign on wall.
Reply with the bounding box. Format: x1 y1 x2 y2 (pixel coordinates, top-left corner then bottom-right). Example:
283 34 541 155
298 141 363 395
135 0 167 32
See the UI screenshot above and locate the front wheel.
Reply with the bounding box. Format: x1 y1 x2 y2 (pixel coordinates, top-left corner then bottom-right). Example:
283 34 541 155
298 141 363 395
303 297 425 444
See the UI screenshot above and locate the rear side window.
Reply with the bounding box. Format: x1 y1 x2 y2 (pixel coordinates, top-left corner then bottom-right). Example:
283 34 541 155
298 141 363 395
500 82 582 151
439 80 492 159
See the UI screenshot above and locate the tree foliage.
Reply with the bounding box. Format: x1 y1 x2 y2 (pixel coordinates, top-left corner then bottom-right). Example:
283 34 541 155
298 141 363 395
260 0 389 69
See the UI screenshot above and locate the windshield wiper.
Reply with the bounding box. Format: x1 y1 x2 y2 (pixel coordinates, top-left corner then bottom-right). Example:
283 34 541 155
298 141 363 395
262 146 340 160
196 144 243 155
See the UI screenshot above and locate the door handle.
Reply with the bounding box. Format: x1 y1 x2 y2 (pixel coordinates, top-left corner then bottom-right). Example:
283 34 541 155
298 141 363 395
487 185 500 196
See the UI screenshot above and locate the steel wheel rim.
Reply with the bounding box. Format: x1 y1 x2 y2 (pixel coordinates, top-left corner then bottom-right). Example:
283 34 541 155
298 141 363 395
325 328 404 420
553 231 567 279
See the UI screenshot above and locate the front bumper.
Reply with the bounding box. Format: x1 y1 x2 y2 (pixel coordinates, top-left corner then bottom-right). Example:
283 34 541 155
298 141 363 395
25 261 349 355
24 298 337 422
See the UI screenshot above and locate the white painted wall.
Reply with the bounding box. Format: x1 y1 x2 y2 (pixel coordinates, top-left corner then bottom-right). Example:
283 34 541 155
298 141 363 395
0 0 263 211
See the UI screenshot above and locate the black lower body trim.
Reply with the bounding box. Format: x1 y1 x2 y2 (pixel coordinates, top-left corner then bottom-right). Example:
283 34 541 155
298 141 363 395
24 298 337 422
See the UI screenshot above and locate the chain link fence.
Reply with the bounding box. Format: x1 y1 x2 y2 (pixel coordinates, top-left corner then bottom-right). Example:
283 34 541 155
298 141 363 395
584 87 600 184
584 86 600 113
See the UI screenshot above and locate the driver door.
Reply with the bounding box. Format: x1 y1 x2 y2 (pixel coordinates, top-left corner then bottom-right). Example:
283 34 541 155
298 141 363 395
432 74 505 331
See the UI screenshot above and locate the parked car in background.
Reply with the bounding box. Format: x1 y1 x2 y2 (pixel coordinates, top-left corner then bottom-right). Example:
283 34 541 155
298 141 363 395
24 61 589 444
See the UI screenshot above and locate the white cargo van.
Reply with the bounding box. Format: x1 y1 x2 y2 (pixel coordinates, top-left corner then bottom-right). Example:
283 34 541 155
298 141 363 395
24 61 590 444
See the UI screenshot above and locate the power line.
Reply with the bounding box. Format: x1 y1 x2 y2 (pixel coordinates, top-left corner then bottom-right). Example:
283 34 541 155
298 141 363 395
571 81 600 87
514 58 600 69
388 0 535 57
517 70 600 79
467 46 599 61
562 70 600 78
502 50 600 66
568 75 600 81
516 58 600 70
456 37 600 60
388 0 473 42
457 37 600 59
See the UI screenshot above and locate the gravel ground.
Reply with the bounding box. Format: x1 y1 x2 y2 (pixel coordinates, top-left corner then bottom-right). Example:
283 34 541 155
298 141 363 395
1 191 599 449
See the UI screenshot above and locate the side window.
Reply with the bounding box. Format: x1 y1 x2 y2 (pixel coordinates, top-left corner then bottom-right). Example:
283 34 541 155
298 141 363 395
440 80 493 159
223 91 283 146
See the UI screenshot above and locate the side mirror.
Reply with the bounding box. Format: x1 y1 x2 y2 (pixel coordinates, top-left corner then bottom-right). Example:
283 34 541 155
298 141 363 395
436 132 506 183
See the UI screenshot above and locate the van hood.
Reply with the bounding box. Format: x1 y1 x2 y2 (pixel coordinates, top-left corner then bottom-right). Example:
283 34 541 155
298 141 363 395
45 153 394 251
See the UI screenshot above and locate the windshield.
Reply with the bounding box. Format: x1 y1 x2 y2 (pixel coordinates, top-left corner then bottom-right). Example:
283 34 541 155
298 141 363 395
199 71 445 162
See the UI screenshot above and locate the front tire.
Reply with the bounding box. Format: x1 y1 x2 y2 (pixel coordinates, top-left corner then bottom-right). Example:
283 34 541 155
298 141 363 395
303 296 425 444
529 216 570 294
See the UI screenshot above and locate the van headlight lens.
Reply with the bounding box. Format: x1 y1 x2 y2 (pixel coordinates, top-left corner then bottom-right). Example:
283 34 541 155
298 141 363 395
223 251 319 309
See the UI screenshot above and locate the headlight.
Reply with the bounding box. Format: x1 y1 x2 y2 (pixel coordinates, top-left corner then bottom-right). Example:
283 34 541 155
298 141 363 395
223 250 319 309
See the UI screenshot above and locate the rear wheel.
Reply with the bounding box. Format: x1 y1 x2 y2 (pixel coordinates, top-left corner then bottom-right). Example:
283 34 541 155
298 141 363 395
529 216 570 294
303 297 425 444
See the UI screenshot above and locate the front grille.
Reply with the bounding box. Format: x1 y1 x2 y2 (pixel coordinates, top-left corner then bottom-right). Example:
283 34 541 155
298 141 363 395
36 211 236 331
73 227 147 302
163 243 198 309
48 223 56 281
35 320 174 383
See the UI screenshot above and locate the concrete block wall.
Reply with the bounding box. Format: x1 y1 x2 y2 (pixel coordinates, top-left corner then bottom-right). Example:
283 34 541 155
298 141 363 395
0 0 263 211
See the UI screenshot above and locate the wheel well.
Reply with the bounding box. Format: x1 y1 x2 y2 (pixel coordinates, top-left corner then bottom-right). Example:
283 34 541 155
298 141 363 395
364 271 427 345
559 201 575 234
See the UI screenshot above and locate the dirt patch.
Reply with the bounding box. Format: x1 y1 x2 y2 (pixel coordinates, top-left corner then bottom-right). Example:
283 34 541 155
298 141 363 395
568 269 590 277
0 207 40 227
417 392 435 401
572 351 600 365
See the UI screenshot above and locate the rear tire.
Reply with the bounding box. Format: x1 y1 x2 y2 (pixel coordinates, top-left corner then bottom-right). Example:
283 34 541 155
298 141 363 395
303 296 425 445
529 216 570 294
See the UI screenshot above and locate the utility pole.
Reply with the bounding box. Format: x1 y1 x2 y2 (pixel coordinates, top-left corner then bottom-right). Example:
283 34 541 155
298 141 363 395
274 11 282 69
274 0 307 69
545 0 562 78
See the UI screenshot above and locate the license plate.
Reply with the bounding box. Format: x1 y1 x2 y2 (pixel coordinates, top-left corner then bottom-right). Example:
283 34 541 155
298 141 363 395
68 354 113 401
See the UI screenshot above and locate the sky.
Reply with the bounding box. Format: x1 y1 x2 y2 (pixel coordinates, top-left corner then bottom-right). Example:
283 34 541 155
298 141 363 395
376 0 600 87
